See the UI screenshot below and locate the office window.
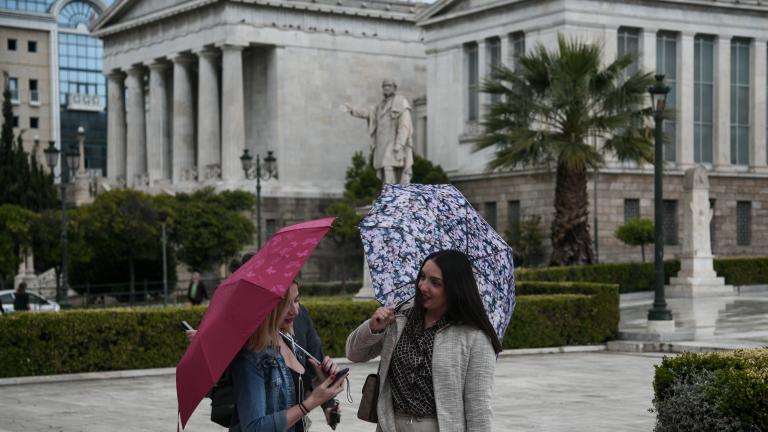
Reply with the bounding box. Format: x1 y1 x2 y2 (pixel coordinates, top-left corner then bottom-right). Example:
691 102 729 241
27 40 37 52
731 38 751 166
624 199 640 222
663 200 678 245
8 78 19 101
30 116 39 129
736 201 751 246
465 42 479 123
484 202 498 229
694 35 715 163
29 79 39 103
510 31 525 66
7 38 17 51
657 32 678 162
12 115 19 128
0 1 49 13
618 27 640 78
487 37 501 104
265 219 278 242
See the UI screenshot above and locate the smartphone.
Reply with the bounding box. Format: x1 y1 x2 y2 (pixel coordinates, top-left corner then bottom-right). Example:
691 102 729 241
181 320 194 331
329 368 349 386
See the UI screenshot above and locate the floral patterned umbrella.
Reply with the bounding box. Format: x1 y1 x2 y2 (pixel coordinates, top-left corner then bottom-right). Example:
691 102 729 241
359 183 515 339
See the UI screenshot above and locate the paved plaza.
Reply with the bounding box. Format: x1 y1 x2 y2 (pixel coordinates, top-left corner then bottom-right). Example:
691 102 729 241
0 351 664 432
2 289 766 432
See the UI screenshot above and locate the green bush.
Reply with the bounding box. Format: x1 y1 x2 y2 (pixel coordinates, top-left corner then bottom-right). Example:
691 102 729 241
653 349 768 431
517 256 768 293
0 281 619 377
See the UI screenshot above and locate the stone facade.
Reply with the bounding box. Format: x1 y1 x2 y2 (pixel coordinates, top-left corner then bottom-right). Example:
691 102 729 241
420 0 768 263
453 168 768 264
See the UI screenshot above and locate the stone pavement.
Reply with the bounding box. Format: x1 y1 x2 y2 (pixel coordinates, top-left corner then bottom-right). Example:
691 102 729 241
0 350 664 432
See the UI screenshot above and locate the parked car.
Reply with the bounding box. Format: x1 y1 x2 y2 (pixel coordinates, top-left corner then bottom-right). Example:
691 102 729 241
0 290 61 313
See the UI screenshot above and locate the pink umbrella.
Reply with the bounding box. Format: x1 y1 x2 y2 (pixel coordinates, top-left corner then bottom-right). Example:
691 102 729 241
176 217 335 429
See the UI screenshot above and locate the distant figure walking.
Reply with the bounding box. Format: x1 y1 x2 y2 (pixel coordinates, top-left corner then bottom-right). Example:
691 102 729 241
14 282 30 312
187 272 208 305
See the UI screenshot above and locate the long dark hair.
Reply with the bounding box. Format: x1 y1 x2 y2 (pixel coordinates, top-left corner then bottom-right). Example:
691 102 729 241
413 250 503 354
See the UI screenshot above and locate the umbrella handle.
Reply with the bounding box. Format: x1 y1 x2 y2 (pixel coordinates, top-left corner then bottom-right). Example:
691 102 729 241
393 294 415 312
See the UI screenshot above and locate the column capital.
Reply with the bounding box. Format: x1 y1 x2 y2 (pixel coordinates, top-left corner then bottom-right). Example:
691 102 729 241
107 69 126 81
219 43 248 52
717 34 734 42
148 59 171 71
127 64 145 77
196 46 220 59
172 52 196 65
680 31 696 39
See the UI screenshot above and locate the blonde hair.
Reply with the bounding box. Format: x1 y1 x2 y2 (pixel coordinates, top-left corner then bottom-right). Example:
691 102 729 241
246 282 298 351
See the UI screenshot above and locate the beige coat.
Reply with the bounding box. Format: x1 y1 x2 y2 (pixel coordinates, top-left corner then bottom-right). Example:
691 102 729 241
346 311 496 432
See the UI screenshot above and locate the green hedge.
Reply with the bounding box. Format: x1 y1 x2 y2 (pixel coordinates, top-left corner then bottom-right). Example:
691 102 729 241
517 256 768 293
653 349 768 430
0 282 618 378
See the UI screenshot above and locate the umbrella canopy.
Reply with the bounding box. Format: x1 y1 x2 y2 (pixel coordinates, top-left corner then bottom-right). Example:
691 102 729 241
359 184 515 339
176 217 335 429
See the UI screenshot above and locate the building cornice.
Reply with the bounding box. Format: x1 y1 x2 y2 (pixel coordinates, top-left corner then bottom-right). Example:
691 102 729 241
91 0 423 37
0 8 56 23
418 0 768 28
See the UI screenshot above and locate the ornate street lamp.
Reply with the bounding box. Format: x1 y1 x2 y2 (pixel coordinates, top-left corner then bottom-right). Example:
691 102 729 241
44 139 80 308
241 149 278 248
647 75 673 324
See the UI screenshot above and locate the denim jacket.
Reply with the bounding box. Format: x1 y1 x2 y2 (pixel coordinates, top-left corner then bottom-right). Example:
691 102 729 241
230 346 297 432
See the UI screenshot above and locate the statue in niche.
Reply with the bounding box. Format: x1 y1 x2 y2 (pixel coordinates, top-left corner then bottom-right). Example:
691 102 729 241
343 79 414 184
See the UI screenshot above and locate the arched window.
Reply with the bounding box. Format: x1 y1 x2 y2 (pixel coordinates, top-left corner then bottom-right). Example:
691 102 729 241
57 1 99 29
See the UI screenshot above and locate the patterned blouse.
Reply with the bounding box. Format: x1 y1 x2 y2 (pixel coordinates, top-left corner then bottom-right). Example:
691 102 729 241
389 308 451 418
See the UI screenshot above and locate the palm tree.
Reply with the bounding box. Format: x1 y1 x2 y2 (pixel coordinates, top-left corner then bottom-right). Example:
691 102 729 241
478 34 655 265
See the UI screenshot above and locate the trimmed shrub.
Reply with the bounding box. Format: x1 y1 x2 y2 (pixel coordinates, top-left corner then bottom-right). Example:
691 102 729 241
0 281 619 377
517 256 768 293
653 349 768 431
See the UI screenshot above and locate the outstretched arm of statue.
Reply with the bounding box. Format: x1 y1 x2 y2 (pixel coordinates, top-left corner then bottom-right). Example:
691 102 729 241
341 103 369 119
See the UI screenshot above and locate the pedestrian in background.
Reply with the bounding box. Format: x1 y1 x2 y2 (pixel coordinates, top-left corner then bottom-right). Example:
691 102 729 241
346 249 502 432
187 272 208 305
14 282 30 312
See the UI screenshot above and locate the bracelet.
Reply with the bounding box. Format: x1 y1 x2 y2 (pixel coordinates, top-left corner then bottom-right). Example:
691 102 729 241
298 401 310 415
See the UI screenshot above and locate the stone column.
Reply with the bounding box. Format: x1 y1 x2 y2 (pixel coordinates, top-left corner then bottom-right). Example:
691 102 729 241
106 70 127 185
221 44 246 181
500 34 510 68
125 65 147 188
714 35 732 168
477 39 488 130
678 33 695 167
640 28 657 77
602 27 618 66
148 60 171 185
172 54 196 183
750 38 767 172
197 47 221 181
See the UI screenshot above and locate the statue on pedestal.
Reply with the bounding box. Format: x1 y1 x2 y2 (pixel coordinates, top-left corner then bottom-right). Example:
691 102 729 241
343 79 414 184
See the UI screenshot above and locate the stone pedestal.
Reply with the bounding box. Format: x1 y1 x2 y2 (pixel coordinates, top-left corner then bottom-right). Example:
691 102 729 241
666 166 733 298
353 204 375 301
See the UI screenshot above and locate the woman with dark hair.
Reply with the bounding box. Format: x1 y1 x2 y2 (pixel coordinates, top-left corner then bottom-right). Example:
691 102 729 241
346 249 502 432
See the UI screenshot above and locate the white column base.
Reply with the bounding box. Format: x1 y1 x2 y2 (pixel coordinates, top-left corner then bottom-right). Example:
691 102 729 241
646 319 676 334
666 279 735 298
353 255 376 301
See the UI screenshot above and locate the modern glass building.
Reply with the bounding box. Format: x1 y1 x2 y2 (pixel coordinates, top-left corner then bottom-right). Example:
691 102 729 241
0 0 112 183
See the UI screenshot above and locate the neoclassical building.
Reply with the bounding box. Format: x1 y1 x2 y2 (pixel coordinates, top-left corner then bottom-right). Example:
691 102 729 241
92 0 767 266
418 0 768 262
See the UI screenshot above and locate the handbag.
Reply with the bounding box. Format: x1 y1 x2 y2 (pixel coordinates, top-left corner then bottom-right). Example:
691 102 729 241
356 372 380 423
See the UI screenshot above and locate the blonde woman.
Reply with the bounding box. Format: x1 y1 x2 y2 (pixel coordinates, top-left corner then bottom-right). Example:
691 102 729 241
230 282 345 431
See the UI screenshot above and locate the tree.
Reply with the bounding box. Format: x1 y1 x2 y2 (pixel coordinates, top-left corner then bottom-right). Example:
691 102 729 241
171 190 255 273
343 151 383 207
0 73 56 212
411 155 450 184
505 215 546 268
0 204 37 288
615 218 654 262
78 190 161 302
478 35 655 266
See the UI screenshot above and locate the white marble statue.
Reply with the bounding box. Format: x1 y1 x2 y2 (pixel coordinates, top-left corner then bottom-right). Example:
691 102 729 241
343 79 414 184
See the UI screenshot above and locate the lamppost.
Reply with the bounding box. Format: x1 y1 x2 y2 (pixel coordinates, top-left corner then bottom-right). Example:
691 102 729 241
44 140 80 308
240 149 278 248
159 211 169 306
647 74 673 325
